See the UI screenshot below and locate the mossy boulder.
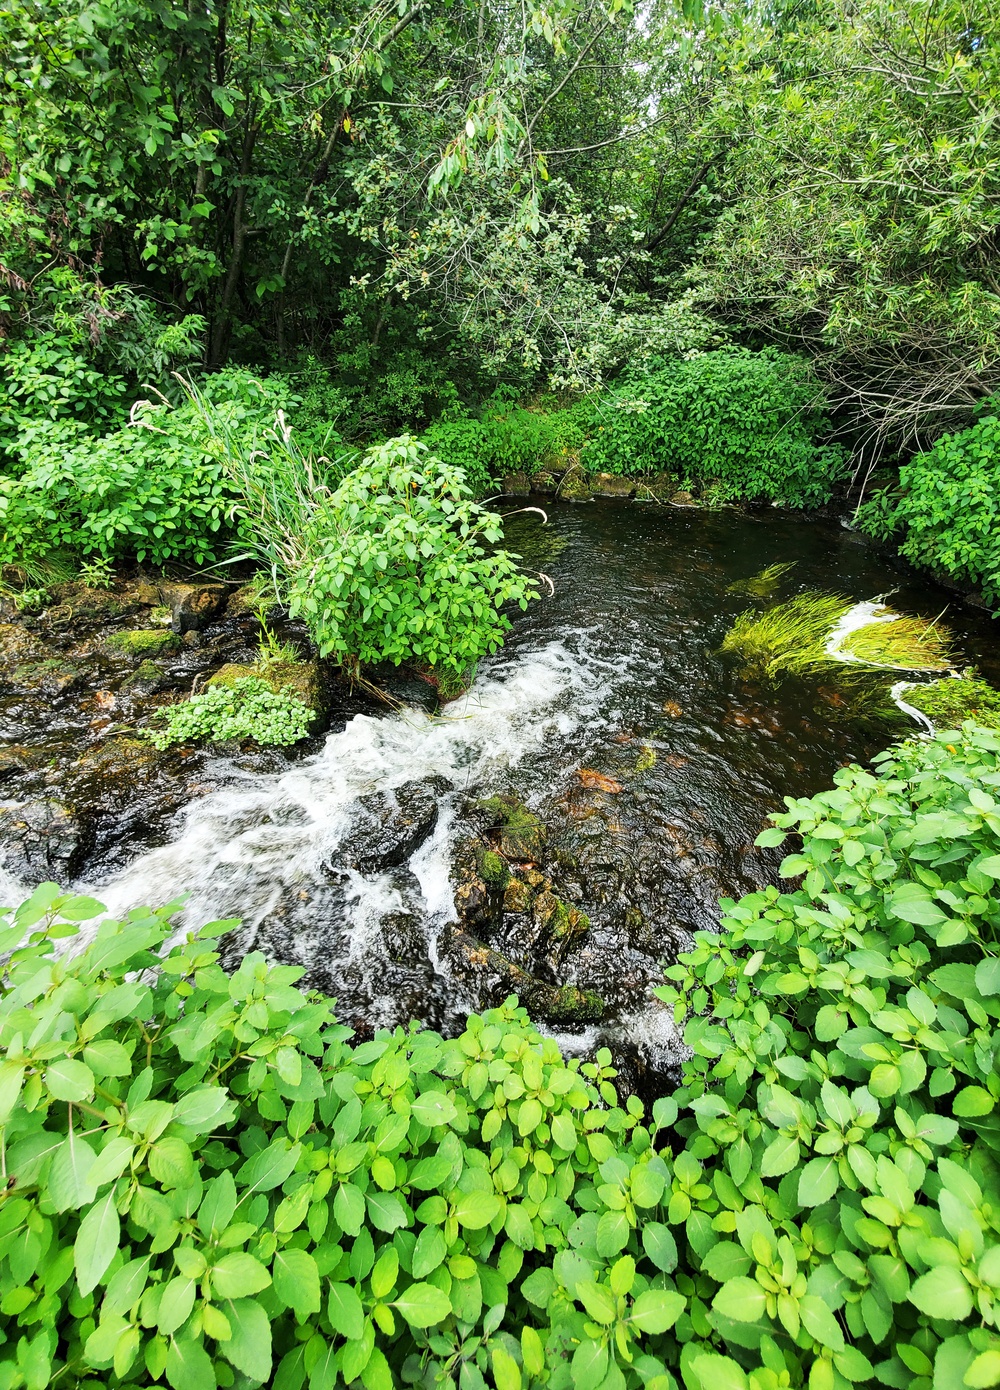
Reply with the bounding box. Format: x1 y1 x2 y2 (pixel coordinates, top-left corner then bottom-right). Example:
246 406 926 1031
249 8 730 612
104 628 180 660
529 470 558 494
475 846 510 889
121 660 166 696
502 471 532 496
208 660 325 731
543 985 604 1022
9 658 84 696
592 473 636 499
559 466 593 502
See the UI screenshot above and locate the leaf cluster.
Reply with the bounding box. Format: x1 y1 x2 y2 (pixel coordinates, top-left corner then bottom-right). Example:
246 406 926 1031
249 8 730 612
656 722 1000 1390
146 679 313 751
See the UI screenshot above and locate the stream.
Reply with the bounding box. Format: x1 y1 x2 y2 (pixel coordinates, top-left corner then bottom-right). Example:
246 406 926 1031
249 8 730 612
3 501 1000 1082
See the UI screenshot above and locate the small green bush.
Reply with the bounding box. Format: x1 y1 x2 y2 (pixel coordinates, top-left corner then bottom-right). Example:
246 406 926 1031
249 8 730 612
147 678 313 749
422 403 585 494
582 350 848 506
0 371 295 570
288 435 537 688
857 412 1000 605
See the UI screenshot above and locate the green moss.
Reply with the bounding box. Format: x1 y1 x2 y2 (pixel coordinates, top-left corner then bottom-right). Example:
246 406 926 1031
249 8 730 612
908 674 1000 730
476 847 510 888
720 592 853 679
477 795 546 860
559 466 593 502
209 660 323 731
635 744 657 773
105 628 179 658
544 985 604 1021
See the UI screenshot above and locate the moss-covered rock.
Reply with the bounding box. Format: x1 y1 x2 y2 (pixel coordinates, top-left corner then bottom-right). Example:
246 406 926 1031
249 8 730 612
104 628 180 659
503 876 534 913
475 846 510 888
542 985 604 1022
559 466 593 502
0 623 48 669
208 660 324 731
502 472 531 496
121 660 166 696
592 473 636 499
9 658 84 695
477 794 546 861
529 470 558 494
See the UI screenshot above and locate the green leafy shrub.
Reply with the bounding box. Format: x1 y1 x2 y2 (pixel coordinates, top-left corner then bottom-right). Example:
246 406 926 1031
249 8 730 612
422 403 586 495
582 350 848 506
146 678 313 749
857 413 1000 605
655 723 1000 1390
288 435 538 690
0 372 294 569
0 883 678 1390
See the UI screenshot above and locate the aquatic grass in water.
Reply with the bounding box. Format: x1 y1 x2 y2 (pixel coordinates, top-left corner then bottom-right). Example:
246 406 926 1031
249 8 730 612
840 613 954 670
726 560 797 598
720 590 853 678
908 673 1000 729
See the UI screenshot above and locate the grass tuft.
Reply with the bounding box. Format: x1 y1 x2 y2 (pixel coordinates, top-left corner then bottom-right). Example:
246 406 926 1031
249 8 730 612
720 591 853 679
841 614 954 671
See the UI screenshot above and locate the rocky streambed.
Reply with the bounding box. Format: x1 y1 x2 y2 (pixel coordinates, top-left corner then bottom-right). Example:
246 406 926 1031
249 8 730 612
4 500 1000 1083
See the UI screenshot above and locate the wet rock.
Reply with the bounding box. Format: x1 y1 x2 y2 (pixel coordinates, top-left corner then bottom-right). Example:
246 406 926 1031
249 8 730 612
477 795 546 861
634 474 677 503
65 735 175 814
577 769 623 794
380 912 427 963
8 659 85 696
529 470 558 494
157 581 229 634
671 490 694 505
592 473 636 499
503 876 534 914
121 660 166 697
336 777 450 875
104 628 180 660
0 747 33 783
227 584 269 618
559 467 593 503
48 583 132 621
0 624 49 670
445 927 605 1021
208 660 326 731
662 700 683 718
475 846 510 889
502 472 531 496
0 798 92 880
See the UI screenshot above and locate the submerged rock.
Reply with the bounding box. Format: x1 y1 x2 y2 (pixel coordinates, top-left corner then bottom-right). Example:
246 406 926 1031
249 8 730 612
334 777 451 875
7 658 84 696
0 624 49 670
445 927 604 1022
121 659 166 696
477 794 546 861
0 798 92 880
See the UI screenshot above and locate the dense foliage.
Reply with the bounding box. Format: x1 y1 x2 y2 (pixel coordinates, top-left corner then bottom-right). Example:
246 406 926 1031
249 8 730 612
146 678 313 750
656 722 1000 1390
287 437 538 691
857 411 1000 606
582 352 847 506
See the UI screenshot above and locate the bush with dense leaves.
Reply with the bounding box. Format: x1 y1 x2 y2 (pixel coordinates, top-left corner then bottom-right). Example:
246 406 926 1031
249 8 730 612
582 350 848 506
656 722 1000 1390
422 403 586 494
8 726 1000 1390
856 411 1000 607
288 435 537 690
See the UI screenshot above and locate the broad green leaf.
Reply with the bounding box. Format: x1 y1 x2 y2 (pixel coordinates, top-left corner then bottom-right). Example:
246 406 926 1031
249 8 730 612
689 1353 749 1390
909 1265 974 1321
630 1288 685 1332
454 1190 501 1229
223 1297 272 1381
327 1281 365 1339
393 1282 452 1328
165 1336 215 1390
273 1248 321 1315
75 1191 120 1296
798 1156 840 1206
45 1058 96 1102
642 1222 678 1273
712 1277 767 1324
211 1252 271 1299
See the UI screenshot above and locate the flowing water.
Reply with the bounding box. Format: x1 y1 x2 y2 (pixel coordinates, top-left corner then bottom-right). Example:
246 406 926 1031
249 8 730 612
4 502 1000 1077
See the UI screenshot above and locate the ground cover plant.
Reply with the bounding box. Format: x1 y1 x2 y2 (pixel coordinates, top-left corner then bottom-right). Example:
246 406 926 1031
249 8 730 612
145 678 313 750
908 676 1000 731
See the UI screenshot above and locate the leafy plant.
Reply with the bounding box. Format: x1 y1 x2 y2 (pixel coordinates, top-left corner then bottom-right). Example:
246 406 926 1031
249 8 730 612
146 678 313 749
0 881 682 1390
653 722 1000 1390
421 403 586 495
581 351 848 507
287 436 538 690
857 414 1000 606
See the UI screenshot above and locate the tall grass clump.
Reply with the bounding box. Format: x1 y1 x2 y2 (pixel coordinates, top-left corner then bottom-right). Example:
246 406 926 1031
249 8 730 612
720 591 853 678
